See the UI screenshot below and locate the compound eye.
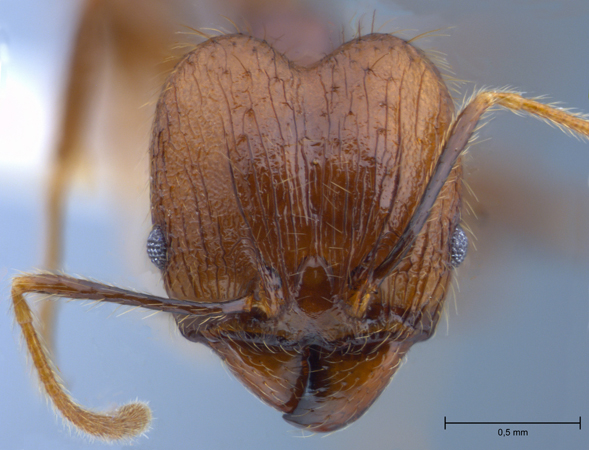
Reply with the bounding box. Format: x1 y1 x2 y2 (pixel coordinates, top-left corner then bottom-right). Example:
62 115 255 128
147 225 167 270
450 225 468 268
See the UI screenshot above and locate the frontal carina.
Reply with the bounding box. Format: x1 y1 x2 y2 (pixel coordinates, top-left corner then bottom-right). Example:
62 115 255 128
11 33 589 440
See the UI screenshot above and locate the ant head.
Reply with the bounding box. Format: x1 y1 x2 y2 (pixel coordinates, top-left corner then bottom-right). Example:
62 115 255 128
148 33 463 431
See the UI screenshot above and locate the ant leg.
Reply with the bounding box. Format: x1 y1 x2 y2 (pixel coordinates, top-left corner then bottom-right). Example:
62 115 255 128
371 92 589 282
12 273 247 440
40 0 106 348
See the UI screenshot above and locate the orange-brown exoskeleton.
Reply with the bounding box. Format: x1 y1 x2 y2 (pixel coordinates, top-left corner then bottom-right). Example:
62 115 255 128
11 33 589 440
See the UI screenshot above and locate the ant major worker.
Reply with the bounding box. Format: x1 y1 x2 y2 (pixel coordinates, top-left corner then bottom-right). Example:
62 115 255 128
9 17 589 443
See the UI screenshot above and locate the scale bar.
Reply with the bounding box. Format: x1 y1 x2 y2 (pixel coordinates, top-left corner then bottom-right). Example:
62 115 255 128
444 417 581 430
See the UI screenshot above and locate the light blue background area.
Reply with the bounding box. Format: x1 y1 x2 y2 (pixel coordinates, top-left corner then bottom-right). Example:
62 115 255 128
1 1 588 449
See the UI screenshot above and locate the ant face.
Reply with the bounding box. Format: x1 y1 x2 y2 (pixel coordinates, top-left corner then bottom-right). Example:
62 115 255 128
149 33 464 431
3 2 589 449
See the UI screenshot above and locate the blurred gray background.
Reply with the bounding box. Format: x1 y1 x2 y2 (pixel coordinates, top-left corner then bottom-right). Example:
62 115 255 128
1 1 588 449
